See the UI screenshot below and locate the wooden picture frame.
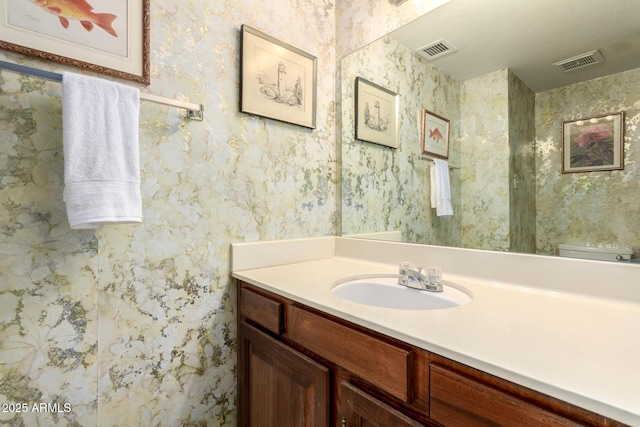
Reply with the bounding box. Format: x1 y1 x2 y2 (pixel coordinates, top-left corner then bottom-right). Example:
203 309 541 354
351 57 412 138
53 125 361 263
240 25 317 129
421 109 450 159
355 77 399 148
0 0 150 85
562 112 624 173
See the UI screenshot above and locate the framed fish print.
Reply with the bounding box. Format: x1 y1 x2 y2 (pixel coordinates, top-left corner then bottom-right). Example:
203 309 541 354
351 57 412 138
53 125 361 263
0 0 150 84
421 109 450 159
240 25 317 129
561 112 624 173
355 77 398 148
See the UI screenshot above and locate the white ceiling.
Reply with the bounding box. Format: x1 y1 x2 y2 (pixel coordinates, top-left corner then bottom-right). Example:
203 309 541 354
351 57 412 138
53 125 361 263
391 0 640 92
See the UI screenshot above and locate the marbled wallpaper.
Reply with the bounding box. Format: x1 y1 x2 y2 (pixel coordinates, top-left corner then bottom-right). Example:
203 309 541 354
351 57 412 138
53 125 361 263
459 70 511 251
340 36 461 245
0 0 336 425
536 68 640 255
508 71 536 253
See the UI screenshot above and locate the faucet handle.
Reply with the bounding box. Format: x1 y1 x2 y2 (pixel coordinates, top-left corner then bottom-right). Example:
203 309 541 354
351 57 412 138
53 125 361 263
398 261 413 286
399 261 413 274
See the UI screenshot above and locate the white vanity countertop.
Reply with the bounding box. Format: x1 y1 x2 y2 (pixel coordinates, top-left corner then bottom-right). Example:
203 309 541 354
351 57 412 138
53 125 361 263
232 237 640 426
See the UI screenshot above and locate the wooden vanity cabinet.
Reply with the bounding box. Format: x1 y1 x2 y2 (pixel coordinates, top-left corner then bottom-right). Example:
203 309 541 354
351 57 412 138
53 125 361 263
237 281 629 427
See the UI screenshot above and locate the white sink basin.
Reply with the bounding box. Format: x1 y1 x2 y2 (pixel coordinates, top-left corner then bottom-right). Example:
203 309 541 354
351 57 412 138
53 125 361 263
332 277 471 310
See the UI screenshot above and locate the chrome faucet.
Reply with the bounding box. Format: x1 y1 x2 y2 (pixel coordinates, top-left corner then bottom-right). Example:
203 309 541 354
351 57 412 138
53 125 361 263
398 262 443 292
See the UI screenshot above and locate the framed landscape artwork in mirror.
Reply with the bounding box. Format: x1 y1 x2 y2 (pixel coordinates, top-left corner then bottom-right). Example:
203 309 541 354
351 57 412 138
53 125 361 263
562 112 624 173
0 0 150 84
355 77 399 148
421 109 450 159
240 25 317 129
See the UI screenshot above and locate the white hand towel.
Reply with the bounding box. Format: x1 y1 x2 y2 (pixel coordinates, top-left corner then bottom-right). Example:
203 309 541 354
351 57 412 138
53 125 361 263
62 72 141 229
431 159 454 217
430 164 437 208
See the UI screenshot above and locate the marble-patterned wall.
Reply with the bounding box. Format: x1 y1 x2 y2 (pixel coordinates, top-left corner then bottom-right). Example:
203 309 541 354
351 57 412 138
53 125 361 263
341 37 461 245
535 68 640 255
508 71 537 253
458 70 537 253
459 70 510 251
0 0 336 425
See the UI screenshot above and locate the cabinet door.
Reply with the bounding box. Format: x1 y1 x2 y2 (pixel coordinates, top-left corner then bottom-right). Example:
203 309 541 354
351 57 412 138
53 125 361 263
340 381 426 427
238 322 330 427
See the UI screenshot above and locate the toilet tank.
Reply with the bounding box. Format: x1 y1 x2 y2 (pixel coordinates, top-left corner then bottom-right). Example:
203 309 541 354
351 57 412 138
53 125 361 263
558 244 633 261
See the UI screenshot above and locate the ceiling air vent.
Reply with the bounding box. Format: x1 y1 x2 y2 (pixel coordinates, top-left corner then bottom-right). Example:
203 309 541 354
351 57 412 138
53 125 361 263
417 39 457 60
553 50 604 72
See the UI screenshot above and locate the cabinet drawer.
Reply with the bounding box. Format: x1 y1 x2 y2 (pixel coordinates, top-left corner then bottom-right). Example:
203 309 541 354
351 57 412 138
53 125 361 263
430 364 582 426
239 285 283 335
287 305 413 402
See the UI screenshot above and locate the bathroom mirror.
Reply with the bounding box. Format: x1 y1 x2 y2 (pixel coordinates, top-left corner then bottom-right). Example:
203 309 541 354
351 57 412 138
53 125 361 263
340 0 640 261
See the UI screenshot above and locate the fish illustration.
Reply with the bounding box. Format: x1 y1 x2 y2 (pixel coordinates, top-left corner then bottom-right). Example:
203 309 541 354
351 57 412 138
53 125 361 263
28 0 118 37
429 127 443 142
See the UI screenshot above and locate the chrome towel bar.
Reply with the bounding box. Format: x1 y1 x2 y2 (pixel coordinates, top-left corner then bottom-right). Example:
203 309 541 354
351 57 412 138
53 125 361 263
0 60 204 121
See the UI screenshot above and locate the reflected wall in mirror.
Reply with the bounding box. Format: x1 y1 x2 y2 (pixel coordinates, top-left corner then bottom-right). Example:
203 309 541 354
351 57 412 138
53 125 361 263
340 0 640 262
341 36 463 247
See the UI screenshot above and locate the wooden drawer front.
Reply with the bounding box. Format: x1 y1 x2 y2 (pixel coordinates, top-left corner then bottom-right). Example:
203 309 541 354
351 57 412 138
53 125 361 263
429 364 582 427
240 285 283 335
287 305 413 402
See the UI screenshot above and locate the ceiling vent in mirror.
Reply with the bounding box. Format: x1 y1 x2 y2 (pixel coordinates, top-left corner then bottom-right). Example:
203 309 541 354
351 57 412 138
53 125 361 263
417 39 457 60
553 50 604 72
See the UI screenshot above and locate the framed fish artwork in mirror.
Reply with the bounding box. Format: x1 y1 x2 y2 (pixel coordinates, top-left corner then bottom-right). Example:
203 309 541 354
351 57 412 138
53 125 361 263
240 25 317 129
421 109 450 159
0 0 150 84
355 77 399 148
561 112 624 173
